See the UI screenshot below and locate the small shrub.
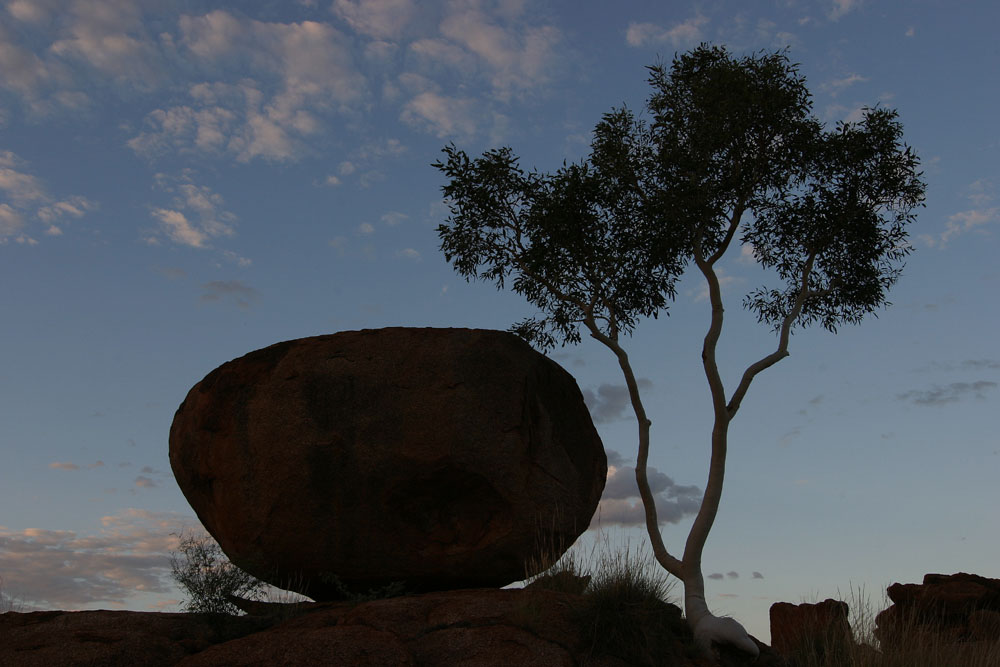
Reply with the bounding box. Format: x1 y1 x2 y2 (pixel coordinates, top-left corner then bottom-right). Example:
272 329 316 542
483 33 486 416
168 529 267 615
0 576 24 613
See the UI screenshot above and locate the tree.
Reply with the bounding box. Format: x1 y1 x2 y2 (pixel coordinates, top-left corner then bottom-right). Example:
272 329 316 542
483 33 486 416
434 44 925 661
169 529 266 615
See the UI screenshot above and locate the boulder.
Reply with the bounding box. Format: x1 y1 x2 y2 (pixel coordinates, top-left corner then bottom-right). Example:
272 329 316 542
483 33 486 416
875 572 1000 648
769 599 852 661
1 588 776 666
169 327 607 601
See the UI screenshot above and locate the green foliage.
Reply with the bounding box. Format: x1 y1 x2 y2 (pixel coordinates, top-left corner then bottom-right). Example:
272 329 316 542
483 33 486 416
434 44 926 351
169 529 267 615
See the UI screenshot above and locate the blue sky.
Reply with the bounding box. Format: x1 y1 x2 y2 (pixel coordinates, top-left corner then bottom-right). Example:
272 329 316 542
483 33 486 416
1 0 998 644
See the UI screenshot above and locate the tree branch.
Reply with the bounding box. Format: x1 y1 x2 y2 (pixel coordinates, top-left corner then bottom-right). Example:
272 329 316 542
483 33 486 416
586 321 685 578
726 252 817 417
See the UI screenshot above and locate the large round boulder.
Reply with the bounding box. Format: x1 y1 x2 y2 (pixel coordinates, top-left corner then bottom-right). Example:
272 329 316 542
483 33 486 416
169 327 606 601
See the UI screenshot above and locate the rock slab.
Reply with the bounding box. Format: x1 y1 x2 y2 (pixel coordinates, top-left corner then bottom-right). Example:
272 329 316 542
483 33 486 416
769 598 852 661
169 327 607 601
875 572 1000 648
1 589 780 667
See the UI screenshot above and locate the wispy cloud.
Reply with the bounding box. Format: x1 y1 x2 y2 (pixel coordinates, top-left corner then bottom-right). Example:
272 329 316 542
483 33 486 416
0 150 96 242
200 280 259 308
146 172 236 249
626 15 709 48
331 0 416 40
829 0 863 20
897 381 997 406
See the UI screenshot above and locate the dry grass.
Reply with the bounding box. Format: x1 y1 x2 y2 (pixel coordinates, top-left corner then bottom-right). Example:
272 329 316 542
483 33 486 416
0 576 24 614
776 583 1000 667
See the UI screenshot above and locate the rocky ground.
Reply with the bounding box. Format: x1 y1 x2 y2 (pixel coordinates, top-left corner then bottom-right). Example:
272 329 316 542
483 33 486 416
0 587 781 667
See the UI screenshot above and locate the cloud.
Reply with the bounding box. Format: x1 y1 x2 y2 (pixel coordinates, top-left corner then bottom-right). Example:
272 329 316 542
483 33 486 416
592 464 702 527
438 5 561 100
0 509 198 610
897 381 997 406
582 380 653 424
824 73 869 96
49 462 80 470
708 572 724 580
690 266 742 303
921 208 999 248
331 0 416 39
727 571 739 579
401 91 482 139
625 15 709 48
147 173 236 249
0 150 96 241
829 0 862 20
0 203 25 239
395 248 420 260
380 211 408 226
753 571 764 579
200 280 259 308
134 476 157 488
126 11 365 163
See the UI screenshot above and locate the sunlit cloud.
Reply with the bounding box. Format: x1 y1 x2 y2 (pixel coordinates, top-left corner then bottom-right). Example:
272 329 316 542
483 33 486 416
0 509 200 610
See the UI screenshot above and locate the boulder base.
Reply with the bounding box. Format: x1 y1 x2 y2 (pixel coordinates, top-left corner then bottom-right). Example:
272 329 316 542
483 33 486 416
169 327 606 600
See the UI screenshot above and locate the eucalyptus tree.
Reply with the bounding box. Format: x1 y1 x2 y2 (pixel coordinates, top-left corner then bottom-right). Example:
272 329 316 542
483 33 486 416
434 44 924 660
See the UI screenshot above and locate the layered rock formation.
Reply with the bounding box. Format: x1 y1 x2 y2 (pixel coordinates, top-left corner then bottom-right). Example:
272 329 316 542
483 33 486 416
875 572 1000 648
169 327 607 601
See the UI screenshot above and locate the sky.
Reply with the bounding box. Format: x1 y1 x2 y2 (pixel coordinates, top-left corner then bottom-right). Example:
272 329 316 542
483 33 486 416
1 0 998 645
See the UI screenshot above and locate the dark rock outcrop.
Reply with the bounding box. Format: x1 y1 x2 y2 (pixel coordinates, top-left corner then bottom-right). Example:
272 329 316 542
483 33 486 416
769 598 852 660
875 572 1000 648
0 589 776 666
169 327 607 601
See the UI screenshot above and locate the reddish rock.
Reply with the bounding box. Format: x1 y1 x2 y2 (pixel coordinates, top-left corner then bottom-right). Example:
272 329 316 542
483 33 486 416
769 599 852 660
3 588 778 666
169 327 607 601
876 572 1000 649
0 608 271 666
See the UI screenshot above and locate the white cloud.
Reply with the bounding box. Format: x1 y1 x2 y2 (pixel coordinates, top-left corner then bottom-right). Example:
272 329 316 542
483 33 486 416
331 0 416 39
358 221 375 235
395 247 420 260
0 203 24 239
690 266 743 303
380 211 408 226
0 150 96 240
824 73 869 96
922 208 1000 248
48 0 163 83
147 173 236 248
625 15 709 48
0 509 197 610
150 208 207 248
438 4 561 99
127 11 366 163
401 91 481 138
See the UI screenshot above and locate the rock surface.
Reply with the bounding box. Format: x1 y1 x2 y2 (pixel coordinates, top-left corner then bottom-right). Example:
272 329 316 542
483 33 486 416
875 572 1000 648
169 327 607 601
769 598 852 660
0 588 780 666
